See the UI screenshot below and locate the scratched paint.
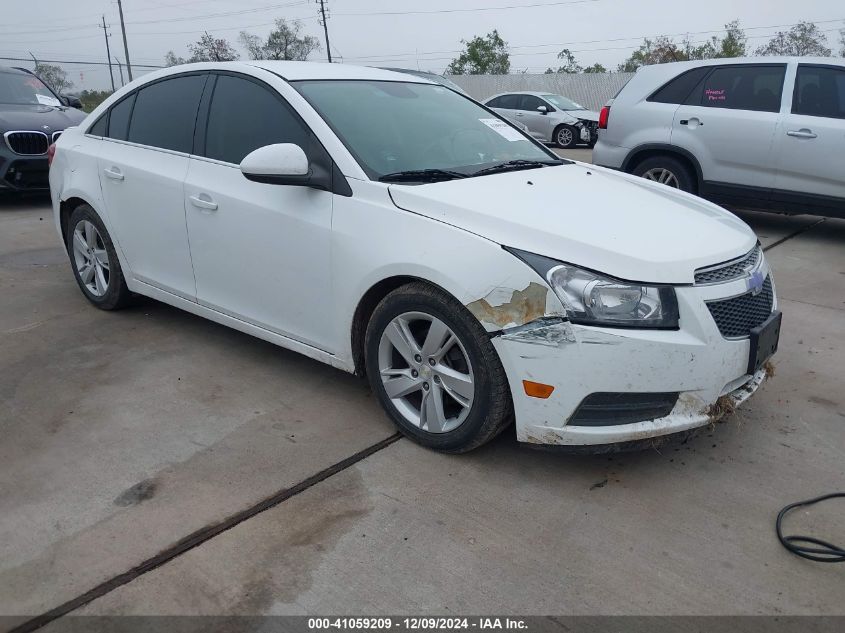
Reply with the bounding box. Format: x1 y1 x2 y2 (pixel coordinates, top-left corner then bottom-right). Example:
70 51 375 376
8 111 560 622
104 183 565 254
500 317 575 347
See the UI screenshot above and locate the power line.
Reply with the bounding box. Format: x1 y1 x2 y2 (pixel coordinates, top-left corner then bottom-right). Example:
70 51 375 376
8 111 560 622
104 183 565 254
333 0 601 17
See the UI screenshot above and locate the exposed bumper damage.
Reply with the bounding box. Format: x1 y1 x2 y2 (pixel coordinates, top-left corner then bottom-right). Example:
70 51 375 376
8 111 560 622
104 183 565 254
466 275 774 449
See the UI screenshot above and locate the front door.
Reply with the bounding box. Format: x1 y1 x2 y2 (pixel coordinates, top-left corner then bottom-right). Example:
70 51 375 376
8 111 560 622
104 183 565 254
773 64 845 208
517 94 555 142
184 73 334 351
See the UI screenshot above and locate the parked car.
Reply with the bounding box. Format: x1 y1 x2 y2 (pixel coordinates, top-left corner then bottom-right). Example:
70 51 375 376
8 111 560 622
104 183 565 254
483 91 599 148
381 68 532 136
0 66 86 192
50 61 779 453
594 57 845 218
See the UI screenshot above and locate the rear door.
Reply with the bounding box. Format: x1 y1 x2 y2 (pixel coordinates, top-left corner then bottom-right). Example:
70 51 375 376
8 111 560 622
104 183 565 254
772 63 845 213
96 73 207 299
671 64 786 193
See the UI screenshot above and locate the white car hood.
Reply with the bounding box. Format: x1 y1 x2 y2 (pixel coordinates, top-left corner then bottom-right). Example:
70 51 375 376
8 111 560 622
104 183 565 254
571 110 599 122
388 163 756 284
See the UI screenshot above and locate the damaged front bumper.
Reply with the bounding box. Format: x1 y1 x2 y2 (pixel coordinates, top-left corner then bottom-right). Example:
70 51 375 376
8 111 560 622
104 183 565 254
483 273 776 448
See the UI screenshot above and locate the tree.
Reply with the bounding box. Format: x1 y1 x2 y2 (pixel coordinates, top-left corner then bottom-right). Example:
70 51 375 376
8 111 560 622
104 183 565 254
544 48 582 74
756 21 832 56
617 36 688 72
239 19 320 61
582 63 607 73
34 62 73 94
188 32 239 62
164 51 186 66
447 30 510 75
79 89 112 112
686 20 748 60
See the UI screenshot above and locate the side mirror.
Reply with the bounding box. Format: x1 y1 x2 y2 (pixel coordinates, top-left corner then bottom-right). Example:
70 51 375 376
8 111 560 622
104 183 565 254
240 143 310 185
61 94 83 109
536 105 549 114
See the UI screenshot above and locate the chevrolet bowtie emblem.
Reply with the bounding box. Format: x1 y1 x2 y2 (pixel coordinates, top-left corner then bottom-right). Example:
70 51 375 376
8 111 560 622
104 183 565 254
748 270 764 295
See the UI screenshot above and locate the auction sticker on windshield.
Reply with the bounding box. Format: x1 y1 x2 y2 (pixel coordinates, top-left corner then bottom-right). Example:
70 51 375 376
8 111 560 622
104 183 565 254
479 118 525 141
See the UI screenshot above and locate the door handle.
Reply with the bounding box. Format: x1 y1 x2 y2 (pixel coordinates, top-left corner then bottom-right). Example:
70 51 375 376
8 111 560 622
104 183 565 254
514 112 524 117
679 118 703 126
189 194 218 211
103 167 124 181
787 129 817 139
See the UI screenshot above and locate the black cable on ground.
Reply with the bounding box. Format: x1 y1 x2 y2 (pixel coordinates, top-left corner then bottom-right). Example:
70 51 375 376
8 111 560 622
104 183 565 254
776 492 845 562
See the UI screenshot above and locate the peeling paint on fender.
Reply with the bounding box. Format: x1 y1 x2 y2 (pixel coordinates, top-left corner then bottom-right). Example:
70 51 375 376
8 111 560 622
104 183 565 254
466 282 550 329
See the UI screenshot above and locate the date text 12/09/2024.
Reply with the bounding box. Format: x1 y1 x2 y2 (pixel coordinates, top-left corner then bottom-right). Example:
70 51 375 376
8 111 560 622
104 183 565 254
308 617 528 630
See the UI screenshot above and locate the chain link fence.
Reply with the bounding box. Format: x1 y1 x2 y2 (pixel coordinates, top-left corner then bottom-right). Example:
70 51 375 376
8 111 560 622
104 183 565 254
447 73 635 110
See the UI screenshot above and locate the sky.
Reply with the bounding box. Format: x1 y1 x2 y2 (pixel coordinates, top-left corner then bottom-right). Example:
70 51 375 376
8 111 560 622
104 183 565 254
2 0 843 91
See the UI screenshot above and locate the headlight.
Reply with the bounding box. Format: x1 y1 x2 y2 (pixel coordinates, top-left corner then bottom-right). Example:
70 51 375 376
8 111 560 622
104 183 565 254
506 248 679 329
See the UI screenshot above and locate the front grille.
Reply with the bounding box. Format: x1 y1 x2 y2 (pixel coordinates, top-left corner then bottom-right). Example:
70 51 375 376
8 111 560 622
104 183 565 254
4 131 49 156
706 276 774 338
695 246 761 285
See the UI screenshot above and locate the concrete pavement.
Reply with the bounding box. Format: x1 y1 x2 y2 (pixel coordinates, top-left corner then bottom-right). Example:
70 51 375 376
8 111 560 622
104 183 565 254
1 187 843 625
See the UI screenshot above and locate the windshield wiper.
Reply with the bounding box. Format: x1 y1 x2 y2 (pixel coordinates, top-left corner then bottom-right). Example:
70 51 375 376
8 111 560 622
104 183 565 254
472 159 562 177
379 169 468 183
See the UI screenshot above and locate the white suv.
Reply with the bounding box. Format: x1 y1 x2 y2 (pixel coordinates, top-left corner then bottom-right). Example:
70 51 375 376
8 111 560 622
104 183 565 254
594 57 845 218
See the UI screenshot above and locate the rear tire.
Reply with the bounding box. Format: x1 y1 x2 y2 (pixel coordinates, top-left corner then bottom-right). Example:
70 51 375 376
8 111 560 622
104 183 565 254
66 204 132 310
364 282 513 453
632 155 696 193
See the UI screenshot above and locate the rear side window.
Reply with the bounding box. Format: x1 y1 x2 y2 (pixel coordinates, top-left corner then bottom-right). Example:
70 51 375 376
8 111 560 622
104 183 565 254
203 74 309 165
88 112 108 136
493 94 519 109
107 94 135 141
793 65 845 119
648 67 711 104
519 95 546 111
692 65 785 112
128 74 206 152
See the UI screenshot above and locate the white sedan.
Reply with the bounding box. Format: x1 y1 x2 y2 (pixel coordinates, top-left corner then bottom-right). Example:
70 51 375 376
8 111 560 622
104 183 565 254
49 61 780 452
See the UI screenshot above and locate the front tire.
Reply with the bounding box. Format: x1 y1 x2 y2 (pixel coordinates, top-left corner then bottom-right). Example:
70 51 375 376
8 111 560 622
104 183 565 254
66 204 132 310
364 282 513 453
632 155 696 193
554 125 578 149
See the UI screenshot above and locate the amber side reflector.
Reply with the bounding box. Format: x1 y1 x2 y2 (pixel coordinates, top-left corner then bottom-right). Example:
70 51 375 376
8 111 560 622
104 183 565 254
523 380 555 399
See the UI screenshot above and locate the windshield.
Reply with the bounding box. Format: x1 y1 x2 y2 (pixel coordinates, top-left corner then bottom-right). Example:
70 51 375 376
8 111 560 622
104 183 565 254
542 94 585 110
0 71 61 106
295 80 558 180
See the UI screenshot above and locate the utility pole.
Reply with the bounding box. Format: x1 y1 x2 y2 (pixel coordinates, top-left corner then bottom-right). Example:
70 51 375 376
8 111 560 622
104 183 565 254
116 0 133 81
114 57 125 87
100 16 116 92
316 0 332 63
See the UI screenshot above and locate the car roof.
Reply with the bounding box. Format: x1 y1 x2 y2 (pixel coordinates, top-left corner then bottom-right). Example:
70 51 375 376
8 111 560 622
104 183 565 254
636 56 845 75
245 60 436 83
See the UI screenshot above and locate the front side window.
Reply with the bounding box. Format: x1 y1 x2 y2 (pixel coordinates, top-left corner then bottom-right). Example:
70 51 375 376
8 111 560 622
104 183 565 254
519 95 547 111
793 65 845 119
295 80 556 180
203 74 309 164
127 74 206 153
693 65 785 112
0 71 61 106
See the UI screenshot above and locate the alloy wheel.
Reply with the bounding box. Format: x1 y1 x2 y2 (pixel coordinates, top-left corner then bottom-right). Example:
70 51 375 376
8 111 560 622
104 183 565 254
378 311 475 434
642 167 680 188
72 220 110 297
557 127 573 146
